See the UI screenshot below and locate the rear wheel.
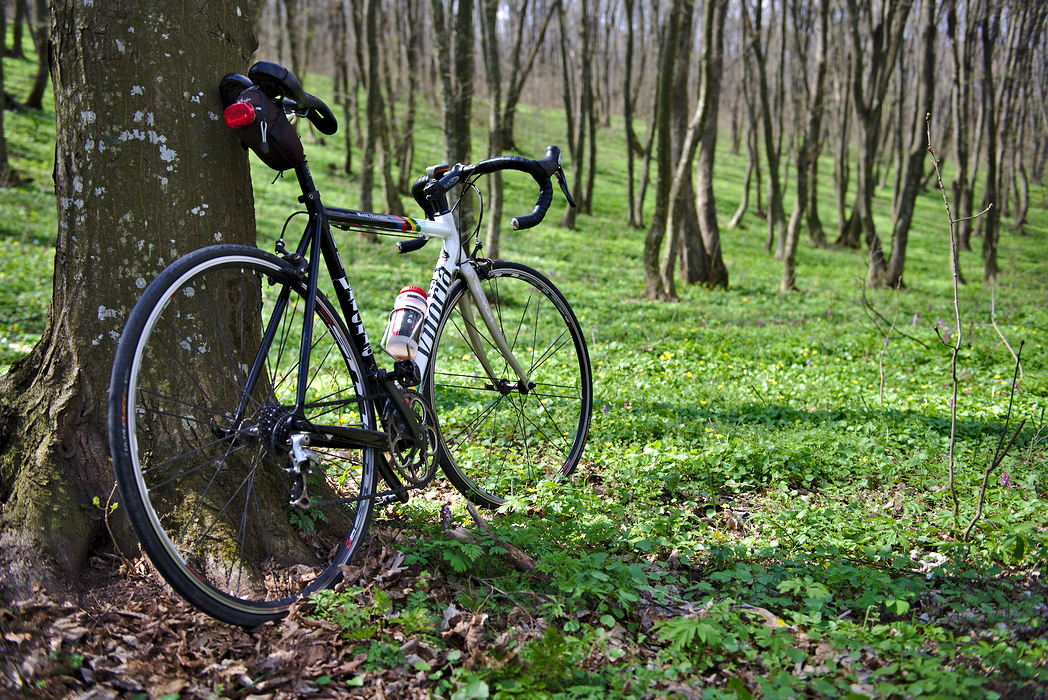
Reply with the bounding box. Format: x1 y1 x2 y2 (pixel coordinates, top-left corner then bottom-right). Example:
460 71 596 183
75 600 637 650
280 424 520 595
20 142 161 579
424 261 593 508
109 245 377 627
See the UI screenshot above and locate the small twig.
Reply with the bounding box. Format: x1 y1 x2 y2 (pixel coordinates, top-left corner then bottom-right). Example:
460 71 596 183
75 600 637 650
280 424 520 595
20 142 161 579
963 423 1025 542
962 343 1026 541
990 287 1023 383
453 501 541 574
927 114 991 527
859 280 931 350
104 483 132 567
468 575 536 623
877 292 900 406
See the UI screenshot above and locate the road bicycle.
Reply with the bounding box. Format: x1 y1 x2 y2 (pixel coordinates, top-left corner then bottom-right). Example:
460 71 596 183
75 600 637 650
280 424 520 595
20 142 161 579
108 62 593 627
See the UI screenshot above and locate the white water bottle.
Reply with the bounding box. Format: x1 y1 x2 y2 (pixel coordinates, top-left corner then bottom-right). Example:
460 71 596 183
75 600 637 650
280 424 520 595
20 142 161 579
382 286 428 360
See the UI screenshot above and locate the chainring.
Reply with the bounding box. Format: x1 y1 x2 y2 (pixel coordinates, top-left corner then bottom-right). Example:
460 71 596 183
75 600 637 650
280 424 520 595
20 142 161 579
384 388 439 487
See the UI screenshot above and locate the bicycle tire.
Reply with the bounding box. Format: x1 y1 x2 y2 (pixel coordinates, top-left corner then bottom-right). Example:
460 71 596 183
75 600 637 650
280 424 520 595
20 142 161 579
109 245 377 627
423 261 593 508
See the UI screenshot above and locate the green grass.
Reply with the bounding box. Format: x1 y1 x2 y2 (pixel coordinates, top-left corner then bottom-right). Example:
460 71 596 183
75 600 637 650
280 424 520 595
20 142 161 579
4 46 1048 698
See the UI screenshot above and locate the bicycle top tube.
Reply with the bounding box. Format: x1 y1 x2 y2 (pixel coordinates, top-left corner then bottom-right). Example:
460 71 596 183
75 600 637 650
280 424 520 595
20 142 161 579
325 207 452 241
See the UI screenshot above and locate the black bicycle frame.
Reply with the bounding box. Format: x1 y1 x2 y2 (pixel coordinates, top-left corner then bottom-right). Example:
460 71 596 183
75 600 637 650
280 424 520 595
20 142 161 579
235 160 422 459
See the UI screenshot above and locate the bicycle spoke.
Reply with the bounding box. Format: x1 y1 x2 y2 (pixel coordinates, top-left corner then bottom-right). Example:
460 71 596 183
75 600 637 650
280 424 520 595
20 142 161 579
427 263 591 507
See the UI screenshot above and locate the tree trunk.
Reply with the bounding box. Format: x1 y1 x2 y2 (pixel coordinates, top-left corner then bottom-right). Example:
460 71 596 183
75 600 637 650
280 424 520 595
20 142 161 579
624 0 639 228
887 0 936 289
0 0 257 593
10 0 26 59
781 0 828 292
659 0 697 296
282 0 304 85
582 0 597 215
336 0 354 176
23 0 49 110
728 118 755 229
360 0 381 236
643 0 682 301
691 0 729 289
480 0 504 258
397 0 423 194
948 0 974 252
746 0 786 257
501 1 555 152
981 2 1000 282
560 0 585 229
0 0 8 186
834 72 856 246
843 0 913 287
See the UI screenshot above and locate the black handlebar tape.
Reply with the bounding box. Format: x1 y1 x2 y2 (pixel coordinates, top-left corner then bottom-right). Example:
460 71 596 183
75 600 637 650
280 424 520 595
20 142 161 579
470 145 562 230
411 175 437 219
396 236 429 254
305 94 338 135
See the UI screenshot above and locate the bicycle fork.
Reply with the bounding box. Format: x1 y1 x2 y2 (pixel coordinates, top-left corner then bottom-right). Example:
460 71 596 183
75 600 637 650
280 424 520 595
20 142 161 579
458 263 535 394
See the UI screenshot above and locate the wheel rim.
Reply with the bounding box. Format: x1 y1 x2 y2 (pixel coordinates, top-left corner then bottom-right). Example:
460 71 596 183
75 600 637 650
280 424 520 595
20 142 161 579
120 253 374 619
428 265 592 506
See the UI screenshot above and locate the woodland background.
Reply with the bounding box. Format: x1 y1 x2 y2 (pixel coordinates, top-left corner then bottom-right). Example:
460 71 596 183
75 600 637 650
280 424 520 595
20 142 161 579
1 0 1048 697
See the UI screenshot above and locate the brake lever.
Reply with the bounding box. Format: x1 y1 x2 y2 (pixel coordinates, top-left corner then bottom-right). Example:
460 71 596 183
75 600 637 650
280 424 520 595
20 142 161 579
554 167 577 208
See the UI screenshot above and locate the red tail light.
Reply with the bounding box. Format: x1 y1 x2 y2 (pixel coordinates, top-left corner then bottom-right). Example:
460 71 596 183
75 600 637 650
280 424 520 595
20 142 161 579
224 101 256 129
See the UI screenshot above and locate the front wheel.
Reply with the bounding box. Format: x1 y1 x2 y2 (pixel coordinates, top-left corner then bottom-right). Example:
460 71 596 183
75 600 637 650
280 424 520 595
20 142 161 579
423 261 593 508
108 245 378 627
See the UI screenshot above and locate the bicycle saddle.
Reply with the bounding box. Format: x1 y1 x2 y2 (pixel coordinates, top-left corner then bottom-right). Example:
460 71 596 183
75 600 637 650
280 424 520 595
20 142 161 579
248 62 307 106
246 62 338 135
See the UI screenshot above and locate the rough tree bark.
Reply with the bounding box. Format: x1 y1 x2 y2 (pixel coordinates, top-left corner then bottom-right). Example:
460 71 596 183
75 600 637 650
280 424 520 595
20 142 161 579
480 0 504 258
745 0 787 258
886 0 936 289
691 0 730 288
781 0 828 292
0 0 257 593
643 0 682 301
23 0 50 110
843 0 913 287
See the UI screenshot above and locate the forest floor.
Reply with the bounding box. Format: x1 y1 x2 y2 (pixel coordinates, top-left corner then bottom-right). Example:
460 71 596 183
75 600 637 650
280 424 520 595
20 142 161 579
4 511 1047 700
4 525 465 700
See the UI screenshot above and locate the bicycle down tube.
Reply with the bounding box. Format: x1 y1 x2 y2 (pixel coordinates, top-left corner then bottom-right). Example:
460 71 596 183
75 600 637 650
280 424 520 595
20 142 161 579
249 161 530 456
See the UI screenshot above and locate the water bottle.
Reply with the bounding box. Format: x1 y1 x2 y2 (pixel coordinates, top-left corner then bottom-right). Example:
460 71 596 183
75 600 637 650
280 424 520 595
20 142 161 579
382 286 428 360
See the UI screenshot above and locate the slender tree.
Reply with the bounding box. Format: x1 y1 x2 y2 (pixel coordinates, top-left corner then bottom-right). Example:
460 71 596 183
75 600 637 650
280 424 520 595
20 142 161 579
781 0 829 292
886 0 936 289
980 0 1000 281
501 0 556 152
480 0 505 257
0 0 9 187
23 0 50 110
947 0 976 251
745 0 787 257
643 0 682 300
691 0 730 288
842 0 914 287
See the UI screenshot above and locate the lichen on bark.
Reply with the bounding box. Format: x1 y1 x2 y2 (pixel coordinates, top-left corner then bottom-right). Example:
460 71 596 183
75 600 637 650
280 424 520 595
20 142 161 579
0 0 258 599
